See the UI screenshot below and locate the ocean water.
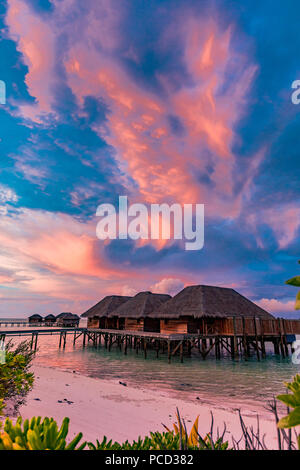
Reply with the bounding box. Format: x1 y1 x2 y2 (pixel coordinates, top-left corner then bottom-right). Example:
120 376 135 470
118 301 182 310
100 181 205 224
5 328 300 415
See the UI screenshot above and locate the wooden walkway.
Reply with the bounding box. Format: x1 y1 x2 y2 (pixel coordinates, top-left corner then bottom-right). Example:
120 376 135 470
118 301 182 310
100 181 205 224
0 326 296 361
0 328 84 351
77 327 296 362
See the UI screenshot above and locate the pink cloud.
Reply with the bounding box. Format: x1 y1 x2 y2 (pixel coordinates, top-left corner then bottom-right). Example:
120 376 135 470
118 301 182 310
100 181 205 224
257 298 296 314
246 204 300 249
64 14 260 220
150 278 184 295
5 1 262 220
6 0 56 121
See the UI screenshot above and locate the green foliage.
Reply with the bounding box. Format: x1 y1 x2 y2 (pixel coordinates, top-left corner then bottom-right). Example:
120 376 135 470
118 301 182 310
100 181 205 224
285 260 300 309
87 431 228 450
0 414 228 451
88 409 228 450
0 340 34 414
277 374 300 430
0 416 85 450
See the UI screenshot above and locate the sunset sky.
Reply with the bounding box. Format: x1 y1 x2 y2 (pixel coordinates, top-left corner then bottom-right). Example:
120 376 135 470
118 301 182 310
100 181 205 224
0 0 299 317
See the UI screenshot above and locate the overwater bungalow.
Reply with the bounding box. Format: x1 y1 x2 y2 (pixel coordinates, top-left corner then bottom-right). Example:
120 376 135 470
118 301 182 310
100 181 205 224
109 292 171 332
83 285 275 334
28 314 43 324
82 295 132 328
56 312 80 327
148 285 274 335
44 314 56 325
81 285 300 360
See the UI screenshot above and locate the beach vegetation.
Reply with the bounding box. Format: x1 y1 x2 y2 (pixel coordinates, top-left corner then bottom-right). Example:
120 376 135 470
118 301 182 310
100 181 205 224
0 340 34 415
0 416 85 450
277 374 300 448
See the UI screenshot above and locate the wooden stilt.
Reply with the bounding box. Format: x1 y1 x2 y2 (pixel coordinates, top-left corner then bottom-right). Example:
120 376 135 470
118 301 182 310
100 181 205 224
180 341 183 363
259 318 266 358
242 317 248 360
232 317 239 359
167 340 171 363
253 317 260 361
278 319 285 358
282 319 289 356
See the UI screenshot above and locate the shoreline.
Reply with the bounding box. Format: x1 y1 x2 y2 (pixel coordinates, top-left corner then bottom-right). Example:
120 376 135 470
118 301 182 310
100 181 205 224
14 365 280 448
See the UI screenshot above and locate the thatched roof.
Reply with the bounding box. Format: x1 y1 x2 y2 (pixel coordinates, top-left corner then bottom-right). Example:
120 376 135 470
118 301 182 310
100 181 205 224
56 312 79 320
148 285 274 320
45 314 56 320
81 295 132 318
28 314 43 320
110 291 171 318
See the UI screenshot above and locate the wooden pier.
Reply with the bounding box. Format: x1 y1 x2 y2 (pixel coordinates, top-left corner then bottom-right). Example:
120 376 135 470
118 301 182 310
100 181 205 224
0 319 297 362
0 328 84 352
78 325 297 362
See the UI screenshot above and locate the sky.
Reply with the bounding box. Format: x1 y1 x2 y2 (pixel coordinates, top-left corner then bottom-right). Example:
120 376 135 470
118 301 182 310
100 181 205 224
0 0 299 317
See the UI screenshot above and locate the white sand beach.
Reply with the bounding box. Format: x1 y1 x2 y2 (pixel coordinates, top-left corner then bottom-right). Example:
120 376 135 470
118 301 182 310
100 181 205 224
16 365 279 449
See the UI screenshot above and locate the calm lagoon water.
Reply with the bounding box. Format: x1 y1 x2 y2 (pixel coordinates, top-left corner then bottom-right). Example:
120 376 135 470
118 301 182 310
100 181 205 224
7 328 299 413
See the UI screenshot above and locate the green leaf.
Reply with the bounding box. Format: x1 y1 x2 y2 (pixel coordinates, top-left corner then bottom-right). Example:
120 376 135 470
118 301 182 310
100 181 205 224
277 406 300 428
286 276 300 287
277 394 300 408
295 291 300 310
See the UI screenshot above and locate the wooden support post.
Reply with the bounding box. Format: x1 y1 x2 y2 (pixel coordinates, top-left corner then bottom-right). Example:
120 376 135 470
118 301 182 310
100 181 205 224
232 317 239 359
59 332 62 348
230 337 234 359
63 331 66 348
144 338 147 359
274 338 280 355
253 317 260 361
124 335 128 355
168 340 171 363
215 336 220 359
278 319 285 358
108 334 112 351
242 317 248 360
83 332 86 347
259 318 266 358
282 319 289 356
73 331 76 345
156 340 159 358
34 333 38 351
180 341 183 363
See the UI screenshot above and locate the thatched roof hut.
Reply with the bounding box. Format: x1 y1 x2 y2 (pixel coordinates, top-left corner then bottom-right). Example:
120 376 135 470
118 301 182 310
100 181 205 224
81 295 132 318
110 291 171 318
28 314 43 322
44 314 56 322
56 312 73 319
149 285 274 319
56 312 79 327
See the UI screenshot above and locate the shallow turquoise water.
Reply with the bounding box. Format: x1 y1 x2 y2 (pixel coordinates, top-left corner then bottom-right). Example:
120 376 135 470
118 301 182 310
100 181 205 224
11 331 298 413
